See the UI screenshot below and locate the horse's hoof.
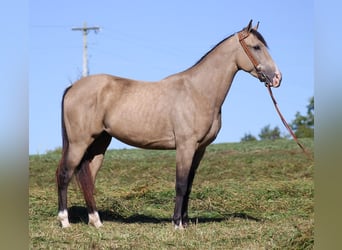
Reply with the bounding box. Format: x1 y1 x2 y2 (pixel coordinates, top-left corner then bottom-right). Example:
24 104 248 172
58 210 71 228
88 211 103 228
173 220 185 230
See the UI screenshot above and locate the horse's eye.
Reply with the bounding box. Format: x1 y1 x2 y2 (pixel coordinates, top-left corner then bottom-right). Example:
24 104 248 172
253 45 261 50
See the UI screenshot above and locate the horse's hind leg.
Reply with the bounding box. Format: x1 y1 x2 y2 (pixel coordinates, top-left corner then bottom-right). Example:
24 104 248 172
56 143 87 228
76 132 112 228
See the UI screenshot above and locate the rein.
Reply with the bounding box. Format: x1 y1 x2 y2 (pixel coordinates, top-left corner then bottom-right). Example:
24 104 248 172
265 84 312 160
238 30 312 160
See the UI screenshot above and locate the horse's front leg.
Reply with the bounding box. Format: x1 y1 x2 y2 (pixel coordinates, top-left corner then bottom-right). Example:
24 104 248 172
180 147 207 226
173 142 197 229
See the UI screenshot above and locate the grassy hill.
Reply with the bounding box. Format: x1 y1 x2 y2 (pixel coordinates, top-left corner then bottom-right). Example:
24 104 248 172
29 138 314 249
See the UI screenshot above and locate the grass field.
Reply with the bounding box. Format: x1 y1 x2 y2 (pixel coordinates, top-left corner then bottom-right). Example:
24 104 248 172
29 138 313 249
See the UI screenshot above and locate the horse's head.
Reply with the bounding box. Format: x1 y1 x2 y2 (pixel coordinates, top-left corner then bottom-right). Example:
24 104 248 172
236 20 282 88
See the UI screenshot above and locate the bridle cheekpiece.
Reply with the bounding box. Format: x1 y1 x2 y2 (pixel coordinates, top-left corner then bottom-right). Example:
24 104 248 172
238 28 273 87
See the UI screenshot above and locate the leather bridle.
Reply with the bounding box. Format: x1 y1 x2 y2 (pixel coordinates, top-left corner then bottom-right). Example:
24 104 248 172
238 28 312 160
238 30 273 87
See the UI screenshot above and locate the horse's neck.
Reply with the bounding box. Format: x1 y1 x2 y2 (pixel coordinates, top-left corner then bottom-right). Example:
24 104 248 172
184 35 239 109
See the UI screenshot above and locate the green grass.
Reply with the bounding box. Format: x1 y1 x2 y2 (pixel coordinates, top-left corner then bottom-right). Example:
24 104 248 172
29 138 314 249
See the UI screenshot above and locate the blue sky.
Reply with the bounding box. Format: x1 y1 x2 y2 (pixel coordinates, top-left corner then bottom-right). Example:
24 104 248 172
29 1 313 154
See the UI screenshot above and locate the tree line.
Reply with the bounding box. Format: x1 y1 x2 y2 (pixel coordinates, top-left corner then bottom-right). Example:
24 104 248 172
241 96 314 142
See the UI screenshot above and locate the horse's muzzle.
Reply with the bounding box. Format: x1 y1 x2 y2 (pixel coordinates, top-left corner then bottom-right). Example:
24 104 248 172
271 72 282 88
258 71 282 88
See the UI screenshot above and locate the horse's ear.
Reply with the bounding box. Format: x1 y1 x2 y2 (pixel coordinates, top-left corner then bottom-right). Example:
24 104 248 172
247 19 253 32
253 21 260 31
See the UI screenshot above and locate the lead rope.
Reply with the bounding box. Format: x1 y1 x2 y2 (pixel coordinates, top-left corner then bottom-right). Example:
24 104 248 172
266 84 313 160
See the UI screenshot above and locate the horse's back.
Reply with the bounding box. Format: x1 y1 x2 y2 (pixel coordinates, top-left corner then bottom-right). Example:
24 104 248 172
64 74 144 112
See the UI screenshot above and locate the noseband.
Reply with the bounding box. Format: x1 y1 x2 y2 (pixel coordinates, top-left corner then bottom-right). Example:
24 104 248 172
238 30 273 87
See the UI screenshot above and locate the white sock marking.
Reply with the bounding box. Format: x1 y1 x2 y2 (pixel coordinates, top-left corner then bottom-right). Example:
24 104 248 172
88 211 103 228
58 209 70 228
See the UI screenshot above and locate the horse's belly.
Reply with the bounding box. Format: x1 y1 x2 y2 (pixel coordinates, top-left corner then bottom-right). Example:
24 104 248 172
110 131 176 149
104 119 176 149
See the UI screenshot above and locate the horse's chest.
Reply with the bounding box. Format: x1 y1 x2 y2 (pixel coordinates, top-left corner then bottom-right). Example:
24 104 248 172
198 112 222 146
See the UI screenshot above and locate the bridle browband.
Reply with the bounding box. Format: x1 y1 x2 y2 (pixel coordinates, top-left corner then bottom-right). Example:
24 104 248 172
238 30 273 87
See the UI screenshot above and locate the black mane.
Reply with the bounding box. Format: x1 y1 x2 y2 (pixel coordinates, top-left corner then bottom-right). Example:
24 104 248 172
191 34 234 68
190 29 268 69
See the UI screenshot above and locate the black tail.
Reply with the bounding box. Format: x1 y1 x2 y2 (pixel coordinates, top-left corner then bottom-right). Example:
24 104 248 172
61 86 72 155
56 85 73 210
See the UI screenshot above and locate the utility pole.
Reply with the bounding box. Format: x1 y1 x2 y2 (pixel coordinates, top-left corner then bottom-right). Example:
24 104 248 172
72 22 100 77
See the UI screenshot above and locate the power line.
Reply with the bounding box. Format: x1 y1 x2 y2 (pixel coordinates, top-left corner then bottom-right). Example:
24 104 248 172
72 22 100 77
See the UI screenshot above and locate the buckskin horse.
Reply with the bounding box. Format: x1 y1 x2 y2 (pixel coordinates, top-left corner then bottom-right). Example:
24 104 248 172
56 20 282 229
